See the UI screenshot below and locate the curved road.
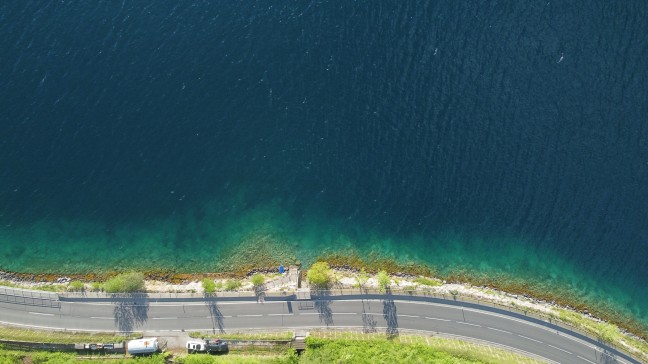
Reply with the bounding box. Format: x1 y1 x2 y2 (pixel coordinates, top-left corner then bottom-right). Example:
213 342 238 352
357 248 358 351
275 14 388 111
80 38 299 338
0 290 642 364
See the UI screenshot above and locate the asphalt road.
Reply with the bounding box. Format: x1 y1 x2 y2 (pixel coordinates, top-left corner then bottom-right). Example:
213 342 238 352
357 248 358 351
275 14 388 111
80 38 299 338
0 292 642 364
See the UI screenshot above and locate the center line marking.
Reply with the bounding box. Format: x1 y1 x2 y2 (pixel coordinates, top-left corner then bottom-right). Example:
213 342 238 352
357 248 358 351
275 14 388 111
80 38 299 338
28 312 53 316
548 344 572 355
299 313 319 315
518 335 542 343
90 317 113 320
334 313 356 315
424 317 450 322
398 314 419 318
487 327 512 334
456 321 480 327
577 356 595 364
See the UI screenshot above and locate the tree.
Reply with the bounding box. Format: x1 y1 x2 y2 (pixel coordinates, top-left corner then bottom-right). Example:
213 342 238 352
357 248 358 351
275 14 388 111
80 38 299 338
225 279 242 291
67 281 84 292
201 278 216 294
251 274 265 287
103 272 145 293
377 270 390 292
307 261 332 288
355 268 369 289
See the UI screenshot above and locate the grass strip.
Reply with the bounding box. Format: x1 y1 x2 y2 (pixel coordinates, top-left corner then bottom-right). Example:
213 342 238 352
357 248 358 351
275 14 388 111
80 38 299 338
309 331 544 364
190 332 294 341
0 326 140 344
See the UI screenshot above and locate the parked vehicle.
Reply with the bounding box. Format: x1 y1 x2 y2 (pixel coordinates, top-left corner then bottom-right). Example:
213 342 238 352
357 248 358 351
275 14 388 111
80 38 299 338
205 338 228 353
186 340 206 353
186 339 228 354
127 338 159 355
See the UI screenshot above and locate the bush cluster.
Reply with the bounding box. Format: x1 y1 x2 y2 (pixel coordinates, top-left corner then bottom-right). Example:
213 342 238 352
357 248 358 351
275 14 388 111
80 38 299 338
103 272 145 293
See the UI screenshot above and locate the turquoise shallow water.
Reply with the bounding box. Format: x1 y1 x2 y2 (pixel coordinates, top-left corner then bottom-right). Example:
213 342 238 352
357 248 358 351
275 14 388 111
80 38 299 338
1 1 647 330
0 193 644 328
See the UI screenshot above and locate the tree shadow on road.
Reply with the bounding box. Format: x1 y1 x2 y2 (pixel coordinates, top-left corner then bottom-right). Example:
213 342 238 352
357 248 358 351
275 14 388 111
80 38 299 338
314 290 333 327
598 340 618 364
254 284 266 303
362 299 377 333
382 288 398 337
112 294 149 333
205 294 225 334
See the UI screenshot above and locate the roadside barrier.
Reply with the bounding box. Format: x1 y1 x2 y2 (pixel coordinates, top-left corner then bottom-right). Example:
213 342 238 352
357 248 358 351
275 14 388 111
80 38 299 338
0 287 60 308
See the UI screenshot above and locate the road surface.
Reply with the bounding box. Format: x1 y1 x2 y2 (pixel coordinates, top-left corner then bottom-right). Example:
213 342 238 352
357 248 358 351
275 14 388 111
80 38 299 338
0 289 642 364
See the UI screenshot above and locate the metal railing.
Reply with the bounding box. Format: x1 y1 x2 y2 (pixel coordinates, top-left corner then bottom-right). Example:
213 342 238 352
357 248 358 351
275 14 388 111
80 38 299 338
0 286 60 308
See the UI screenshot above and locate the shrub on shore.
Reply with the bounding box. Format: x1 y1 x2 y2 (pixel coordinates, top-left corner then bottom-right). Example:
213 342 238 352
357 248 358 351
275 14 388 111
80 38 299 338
225 279 242 291
251 274 265 287
201 278 216 294
67 281 84 292
414 276 441 287
377 270 390 292
307 262 332 289
355 268 369 289
103 272 145 293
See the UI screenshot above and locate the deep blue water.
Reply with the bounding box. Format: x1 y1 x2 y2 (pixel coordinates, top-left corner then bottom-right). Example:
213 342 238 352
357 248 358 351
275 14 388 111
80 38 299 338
1 1 647 327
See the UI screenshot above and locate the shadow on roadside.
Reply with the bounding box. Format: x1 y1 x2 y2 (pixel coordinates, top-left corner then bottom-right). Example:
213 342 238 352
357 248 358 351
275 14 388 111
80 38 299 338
112 293 149 333
382 288 398 338
204 294 225 334
362 298 377 333
314 289 333 327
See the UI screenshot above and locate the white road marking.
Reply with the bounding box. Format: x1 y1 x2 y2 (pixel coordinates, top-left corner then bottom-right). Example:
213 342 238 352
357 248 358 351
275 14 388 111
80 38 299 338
334 313 357 315
152 317 177 320
518 334 542 343
28 312 53 316
298 313 319 315
424 317 450 322
398 314 419 318
547 344 572 354
267 314 293 316
90 317 113 320
577 355 596 364
456 321 481 327
487 327 511 334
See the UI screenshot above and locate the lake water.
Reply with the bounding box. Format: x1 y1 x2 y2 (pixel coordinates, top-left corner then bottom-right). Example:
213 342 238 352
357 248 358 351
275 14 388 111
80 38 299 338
1 1 647 328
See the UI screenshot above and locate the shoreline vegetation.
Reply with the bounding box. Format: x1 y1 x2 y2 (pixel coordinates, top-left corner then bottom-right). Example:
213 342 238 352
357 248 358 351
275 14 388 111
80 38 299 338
1 254 647 362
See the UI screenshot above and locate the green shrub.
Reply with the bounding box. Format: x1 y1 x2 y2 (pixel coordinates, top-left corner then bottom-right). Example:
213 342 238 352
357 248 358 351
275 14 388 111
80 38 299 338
103 272 145 293
414 277 441 287
67 281 85 292
201 278 216 294
377 270 390 292
355 268 369 288
251 274 265 287
90 282 102 292
214 281 223 291
307 262 332 288
225 279 242 291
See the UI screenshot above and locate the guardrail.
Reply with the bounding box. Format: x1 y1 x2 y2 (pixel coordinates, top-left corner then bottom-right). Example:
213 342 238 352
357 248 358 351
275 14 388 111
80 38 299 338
0 287 60 308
